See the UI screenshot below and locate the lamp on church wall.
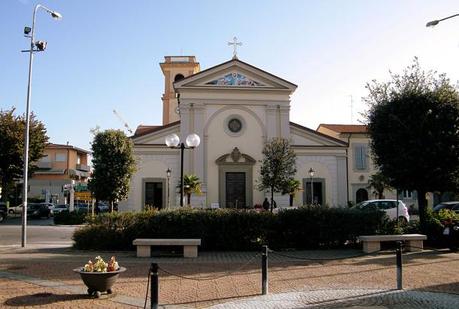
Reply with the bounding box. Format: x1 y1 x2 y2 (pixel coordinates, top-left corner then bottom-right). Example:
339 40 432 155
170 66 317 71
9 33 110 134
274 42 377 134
165 133 200 207
308 168 315 205
166 168 171 209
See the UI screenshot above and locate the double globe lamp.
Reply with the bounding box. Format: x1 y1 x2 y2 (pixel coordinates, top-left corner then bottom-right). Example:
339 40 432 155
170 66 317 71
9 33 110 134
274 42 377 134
165 133 200 206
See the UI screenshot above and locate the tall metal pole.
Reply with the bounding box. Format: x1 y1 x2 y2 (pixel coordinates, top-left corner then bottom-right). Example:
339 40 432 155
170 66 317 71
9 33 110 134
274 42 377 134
167 174 170 209
180 143 184 207
21 4 61 247
22 5 39 248
310 176 313 205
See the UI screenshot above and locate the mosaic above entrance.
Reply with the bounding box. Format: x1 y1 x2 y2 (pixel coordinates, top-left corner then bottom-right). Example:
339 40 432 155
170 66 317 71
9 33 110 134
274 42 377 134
206 72 264 87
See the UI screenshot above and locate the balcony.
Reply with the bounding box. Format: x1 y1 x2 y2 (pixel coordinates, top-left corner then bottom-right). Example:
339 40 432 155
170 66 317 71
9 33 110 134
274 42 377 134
36 161 52 169
76 164 90 172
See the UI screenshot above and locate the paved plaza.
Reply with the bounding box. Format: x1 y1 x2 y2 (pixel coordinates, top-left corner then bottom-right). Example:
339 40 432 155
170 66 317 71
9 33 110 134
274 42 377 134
0 244 458 308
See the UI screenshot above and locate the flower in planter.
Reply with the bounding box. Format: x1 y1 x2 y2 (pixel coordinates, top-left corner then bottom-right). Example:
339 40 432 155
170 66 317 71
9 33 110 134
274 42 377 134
83 256 119 272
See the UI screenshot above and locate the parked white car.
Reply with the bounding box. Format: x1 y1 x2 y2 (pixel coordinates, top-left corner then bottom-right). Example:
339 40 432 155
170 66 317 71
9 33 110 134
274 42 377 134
8 204 24 215
40 203 55 215
52 204 69 215
354 199 410 222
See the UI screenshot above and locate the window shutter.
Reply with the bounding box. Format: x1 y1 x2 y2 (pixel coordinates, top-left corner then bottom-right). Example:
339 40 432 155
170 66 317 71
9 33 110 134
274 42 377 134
362 146 367 169
355 145 367 170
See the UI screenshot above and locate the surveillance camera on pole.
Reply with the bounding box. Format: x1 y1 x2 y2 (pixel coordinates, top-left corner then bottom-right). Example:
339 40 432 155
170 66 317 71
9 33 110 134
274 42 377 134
34 40 47 51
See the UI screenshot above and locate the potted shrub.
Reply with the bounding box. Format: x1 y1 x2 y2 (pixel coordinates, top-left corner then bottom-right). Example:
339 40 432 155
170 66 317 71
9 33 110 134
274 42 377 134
74 256 126 298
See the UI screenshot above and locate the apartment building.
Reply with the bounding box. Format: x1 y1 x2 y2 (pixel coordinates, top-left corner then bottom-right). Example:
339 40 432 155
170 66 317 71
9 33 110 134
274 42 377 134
29 143 90 204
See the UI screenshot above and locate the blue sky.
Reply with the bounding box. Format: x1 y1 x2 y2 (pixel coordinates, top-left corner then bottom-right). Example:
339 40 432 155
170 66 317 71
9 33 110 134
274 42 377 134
1 0 458 151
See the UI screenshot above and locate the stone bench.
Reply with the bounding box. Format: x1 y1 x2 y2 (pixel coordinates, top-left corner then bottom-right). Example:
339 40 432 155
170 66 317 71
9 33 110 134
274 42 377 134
358 234 427 253
133 238 201 258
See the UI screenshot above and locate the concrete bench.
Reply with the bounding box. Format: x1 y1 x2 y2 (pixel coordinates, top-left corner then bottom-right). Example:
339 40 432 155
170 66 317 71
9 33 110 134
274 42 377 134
133 238 201 258
358 234 427 253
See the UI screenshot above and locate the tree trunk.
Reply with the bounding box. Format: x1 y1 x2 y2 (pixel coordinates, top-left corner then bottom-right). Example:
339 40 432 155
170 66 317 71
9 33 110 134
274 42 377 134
417 188 427 232
289 194 293 207
270 186 274 213
187 193 191 206
110 200 114 213
1 177 8 202
378 190 384 199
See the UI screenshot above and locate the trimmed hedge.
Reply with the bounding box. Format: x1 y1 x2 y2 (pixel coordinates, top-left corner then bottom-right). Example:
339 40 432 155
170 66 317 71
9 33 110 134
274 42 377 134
54 211 88 225
73 207 387 251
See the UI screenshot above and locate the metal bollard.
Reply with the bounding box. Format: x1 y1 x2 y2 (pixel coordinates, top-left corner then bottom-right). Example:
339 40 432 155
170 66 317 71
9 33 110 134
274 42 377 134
396 241 403 290
262 245 268 295
150 263 159 309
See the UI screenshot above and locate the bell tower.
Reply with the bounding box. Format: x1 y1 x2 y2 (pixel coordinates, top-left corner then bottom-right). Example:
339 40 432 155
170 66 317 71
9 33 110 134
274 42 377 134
160 56 200 125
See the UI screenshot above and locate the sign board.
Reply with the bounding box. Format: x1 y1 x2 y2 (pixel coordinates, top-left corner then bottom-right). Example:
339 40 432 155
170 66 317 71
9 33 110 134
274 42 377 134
75 191 92 200
210 202 219 209
74 183 88 192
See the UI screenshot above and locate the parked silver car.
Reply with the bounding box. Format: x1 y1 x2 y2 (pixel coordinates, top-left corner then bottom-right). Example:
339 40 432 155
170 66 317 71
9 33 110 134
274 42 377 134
354 199 410 222
433 201 459 214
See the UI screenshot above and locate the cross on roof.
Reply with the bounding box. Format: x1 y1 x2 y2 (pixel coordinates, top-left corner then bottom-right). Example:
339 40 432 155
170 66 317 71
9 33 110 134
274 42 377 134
228 36 242 59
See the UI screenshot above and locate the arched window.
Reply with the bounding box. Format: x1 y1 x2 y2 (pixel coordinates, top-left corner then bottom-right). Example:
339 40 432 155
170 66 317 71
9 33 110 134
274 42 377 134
174 74 185 82
356 188 369 203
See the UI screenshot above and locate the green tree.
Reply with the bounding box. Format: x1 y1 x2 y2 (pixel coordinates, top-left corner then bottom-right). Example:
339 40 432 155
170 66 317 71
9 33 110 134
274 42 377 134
182 174 202 206
367 171 392 199
0 108 48 202
258 138 297 212
88 130 136 212
364 58 459 229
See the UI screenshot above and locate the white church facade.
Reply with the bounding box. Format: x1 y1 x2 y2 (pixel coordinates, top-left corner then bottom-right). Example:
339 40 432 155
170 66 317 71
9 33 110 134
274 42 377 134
121 55 351 211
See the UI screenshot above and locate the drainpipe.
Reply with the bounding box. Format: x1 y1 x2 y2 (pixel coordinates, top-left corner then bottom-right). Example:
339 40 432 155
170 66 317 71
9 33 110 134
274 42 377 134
346 134 350 204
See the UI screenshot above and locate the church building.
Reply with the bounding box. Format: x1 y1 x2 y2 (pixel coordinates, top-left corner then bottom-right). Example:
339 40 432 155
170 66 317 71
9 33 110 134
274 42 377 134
120 55 350 211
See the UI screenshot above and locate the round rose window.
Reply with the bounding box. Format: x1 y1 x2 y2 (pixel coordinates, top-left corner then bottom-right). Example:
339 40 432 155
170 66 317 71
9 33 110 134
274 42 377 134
228 118 242 133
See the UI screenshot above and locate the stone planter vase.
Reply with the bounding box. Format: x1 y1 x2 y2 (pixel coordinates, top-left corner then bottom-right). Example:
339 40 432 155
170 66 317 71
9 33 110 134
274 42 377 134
73 267 126 298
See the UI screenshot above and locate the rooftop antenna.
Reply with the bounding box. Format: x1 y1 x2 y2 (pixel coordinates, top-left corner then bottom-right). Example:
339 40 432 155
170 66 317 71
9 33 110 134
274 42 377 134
349 95 354 123
113 109 133 134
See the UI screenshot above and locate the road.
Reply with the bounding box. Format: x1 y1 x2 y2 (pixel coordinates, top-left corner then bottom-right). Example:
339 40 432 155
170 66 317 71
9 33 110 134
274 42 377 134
0 216 77 248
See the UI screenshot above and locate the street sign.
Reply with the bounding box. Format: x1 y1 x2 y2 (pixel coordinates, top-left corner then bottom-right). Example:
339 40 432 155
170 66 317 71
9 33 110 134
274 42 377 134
75 191 92 200
74 183 88 192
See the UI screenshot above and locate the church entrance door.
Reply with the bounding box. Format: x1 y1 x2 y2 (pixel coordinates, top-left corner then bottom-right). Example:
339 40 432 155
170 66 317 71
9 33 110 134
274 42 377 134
145 182 163 209
225 172 246 208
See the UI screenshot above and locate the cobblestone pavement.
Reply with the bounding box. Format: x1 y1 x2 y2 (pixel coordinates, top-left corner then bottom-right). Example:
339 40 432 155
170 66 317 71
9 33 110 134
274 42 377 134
0 245 458 308
209 289 459 308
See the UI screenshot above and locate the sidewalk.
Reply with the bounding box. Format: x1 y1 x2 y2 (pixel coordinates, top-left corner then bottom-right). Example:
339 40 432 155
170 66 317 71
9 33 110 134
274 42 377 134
0 245 458 308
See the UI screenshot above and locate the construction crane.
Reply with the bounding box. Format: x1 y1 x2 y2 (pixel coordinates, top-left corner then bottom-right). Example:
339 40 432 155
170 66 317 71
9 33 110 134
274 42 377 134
113 109 134 134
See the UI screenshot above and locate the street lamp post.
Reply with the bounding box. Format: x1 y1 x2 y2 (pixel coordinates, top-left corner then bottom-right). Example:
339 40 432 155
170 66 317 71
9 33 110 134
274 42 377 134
308 168 315 205
21 4 62 248
166 168 171 209
165 133 200 207
426 13 459 27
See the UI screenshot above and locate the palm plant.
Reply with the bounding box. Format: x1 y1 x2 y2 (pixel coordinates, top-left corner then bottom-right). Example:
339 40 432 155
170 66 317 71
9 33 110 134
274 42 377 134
282 179 303 207
182 174 202 206
367 171 391 199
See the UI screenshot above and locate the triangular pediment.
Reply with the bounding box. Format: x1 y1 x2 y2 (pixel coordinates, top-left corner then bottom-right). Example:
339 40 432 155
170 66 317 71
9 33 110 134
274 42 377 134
174 58 297 92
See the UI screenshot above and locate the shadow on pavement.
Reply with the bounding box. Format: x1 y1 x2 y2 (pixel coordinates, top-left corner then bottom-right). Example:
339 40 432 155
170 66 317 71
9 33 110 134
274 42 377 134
174 292 261 307
414 282 459 295
4 292 92 306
